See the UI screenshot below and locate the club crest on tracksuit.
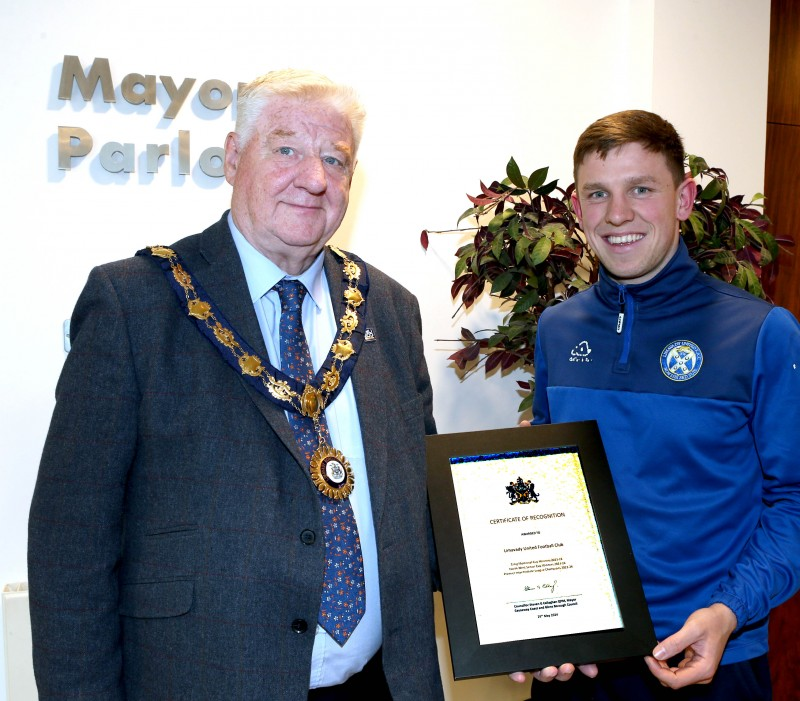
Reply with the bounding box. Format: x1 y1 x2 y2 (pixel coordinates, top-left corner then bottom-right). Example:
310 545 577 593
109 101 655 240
660 340 703 381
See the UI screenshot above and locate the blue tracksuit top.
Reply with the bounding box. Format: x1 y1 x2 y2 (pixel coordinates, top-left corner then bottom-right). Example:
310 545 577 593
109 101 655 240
532 239 800 665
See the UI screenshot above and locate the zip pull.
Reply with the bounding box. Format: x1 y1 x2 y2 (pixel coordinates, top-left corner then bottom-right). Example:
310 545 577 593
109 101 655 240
616 287 626 334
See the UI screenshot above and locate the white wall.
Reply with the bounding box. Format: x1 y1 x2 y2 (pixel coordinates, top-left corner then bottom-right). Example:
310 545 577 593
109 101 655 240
0 1 769 699
652 0 770 199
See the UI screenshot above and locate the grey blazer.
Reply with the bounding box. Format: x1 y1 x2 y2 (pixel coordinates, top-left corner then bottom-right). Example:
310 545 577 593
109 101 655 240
28 213 444 701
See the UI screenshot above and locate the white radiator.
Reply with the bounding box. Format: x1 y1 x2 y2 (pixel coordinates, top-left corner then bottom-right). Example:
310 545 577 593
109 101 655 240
2 583 36 701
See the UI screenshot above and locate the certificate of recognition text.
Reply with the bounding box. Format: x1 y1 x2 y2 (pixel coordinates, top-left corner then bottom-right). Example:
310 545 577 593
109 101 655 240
450 448 623 646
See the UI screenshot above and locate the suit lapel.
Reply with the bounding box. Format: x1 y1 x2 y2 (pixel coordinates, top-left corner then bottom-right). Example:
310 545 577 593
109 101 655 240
193 215 268 360
325 252 388 522
176 214 309 473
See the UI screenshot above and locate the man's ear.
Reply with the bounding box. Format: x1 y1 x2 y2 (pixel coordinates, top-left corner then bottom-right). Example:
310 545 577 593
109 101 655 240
570 189 583 223
223 132 240 186
676 173 698 222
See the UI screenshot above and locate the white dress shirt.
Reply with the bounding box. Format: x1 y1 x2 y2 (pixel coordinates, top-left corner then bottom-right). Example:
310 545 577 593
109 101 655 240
229 217 382 688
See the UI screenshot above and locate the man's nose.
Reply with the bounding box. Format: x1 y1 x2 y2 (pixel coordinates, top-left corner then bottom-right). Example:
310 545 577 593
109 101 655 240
294 156 327 194
606 195 633 225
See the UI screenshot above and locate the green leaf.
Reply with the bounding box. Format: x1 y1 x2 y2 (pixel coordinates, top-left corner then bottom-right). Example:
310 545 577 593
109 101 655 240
515 236 533 264
454 257 467 278
713 250 737 265
506 157 527 189
455 240 475 254
534 179 559 196
744 265 763 298
487 208 516 233
457 206 479 225
530 237 553 266
740 218 765 246
491 231 505 259
686 211 707 243
763 231 779 259
487 212 504 234
713 207 731 237
517 391 533 414
699 178 722 201
527 167 549 191
491 271 513 294
504 323 527 341
686 154 709 177
733 221 746 250
568 277 591 292
488 332 507 348
512 288 540 313
542 222 568 240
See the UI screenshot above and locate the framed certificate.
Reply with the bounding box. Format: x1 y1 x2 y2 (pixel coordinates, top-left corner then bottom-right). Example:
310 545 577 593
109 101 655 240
426 420 655 680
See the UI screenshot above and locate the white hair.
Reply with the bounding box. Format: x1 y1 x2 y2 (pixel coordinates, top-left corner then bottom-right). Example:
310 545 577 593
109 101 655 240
235 68 366 154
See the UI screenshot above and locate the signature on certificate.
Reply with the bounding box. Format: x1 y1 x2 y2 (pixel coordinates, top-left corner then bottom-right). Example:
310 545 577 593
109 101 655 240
524 579 557 595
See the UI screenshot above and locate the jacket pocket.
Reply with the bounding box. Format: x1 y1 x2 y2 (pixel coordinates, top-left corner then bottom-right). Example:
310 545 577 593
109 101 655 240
119 579 194 618
120 523 199 619
122 523 199 580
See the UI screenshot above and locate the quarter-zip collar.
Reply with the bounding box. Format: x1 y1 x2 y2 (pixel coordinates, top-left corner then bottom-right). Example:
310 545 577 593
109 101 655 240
593 238 702 369
594 238 702 313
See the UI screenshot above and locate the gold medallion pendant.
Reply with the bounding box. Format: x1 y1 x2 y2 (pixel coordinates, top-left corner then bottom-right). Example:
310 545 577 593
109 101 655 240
310 445 354 499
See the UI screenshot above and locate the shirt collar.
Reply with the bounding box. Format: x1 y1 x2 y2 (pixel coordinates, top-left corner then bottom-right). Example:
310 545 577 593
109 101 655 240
229 212 327 310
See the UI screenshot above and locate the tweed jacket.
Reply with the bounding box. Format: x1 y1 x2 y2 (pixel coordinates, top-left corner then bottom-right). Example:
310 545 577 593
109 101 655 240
28 213 444 700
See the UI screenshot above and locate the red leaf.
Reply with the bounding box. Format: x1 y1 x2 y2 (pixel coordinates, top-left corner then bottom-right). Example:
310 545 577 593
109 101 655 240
451 275 470 299
501 351 518 370
467 194 496 206
420 230 429 250
461 278 485 308
485 352 502 372
464 343 481 361
479 181 500 198
447 352 466 370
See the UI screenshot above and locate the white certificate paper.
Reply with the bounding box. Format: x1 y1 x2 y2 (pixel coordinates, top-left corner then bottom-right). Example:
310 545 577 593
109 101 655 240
450 448 622 646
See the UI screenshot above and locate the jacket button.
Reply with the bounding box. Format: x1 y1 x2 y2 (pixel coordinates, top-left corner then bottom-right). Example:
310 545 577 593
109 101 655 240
291 619 308 634
300 529 316 545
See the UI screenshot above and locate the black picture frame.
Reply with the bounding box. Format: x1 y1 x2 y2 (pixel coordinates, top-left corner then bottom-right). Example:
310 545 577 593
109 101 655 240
426 420 655 680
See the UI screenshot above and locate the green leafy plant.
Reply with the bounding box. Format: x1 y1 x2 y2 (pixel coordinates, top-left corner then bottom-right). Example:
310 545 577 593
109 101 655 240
421 155 791 413
683 155 778 297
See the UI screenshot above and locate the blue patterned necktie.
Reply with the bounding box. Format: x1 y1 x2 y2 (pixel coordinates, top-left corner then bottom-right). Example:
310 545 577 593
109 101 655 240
274 279 365 646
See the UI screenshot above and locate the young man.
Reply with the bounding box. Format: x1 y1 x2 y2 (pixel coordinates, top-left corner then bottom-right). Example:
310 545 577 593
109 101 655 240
28 69 444 701
525 110 800 699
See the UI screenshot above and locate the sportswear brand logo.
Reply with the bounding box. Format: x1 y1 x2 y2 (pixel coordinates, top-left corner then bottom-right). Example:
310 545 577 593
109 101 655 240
660 340 703 381
569 341 592 363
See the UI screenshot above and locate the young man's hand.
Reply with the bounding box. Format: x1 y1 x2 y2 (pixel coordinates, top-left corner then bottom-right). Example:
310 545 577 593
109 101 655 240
644 603 737 688
509 663 598 684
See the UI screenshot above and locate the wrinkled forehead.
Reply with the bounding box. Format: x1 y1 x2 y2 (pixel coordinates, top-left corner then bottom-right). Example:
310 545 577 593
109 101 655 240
259 96 354 151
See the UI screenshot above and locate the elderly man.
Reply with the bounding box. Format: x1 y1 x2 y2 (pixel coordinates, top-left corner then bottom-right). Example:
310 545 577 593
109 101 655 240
514 110 800 700
28 69 444 701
